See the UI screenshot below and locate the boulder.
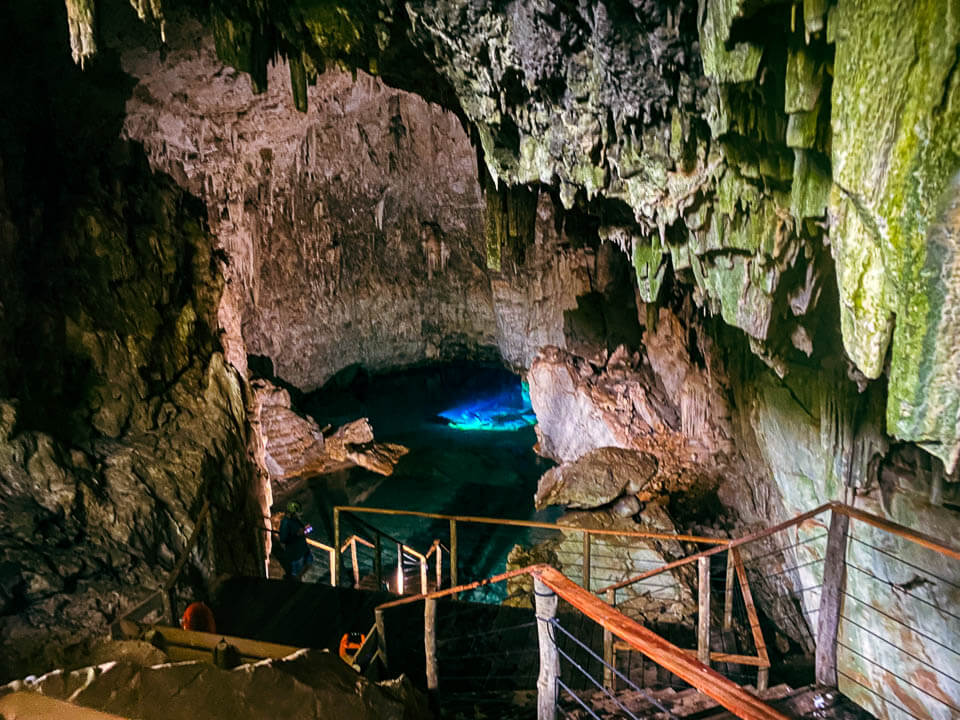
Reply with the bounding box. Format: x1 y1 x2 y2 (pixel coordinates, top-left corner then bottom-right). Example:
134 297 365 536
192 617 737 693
534 447 658 510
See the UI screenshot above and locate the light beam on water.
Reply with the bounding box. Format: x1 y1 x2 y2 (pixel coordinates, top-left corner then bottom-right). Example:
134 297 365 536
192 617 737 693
437 379 537 431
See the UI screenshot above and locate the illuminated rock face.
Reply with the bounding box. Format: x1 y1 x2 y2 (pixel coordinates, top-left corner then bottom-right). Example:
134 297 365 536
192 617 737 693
119 17 600 389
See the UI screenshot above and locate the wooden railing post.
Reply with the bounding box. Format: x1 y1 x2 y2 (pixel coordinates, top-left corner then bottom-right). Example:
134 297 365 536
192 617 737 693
582 531 591 591
604 588 615 690
698 556 711 666
435 542 442 590
534 576 559 720
816 509 850 687
425 597 438 692
374 532 383 590
396 542 404 594
449 519 458 598
723 549 735 631
350 537 360 588
332 508 341 588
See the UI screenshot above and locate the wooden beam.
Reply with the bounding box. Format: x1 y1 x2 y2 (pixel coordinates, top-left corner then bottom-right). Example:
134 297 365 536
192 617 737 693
732 548 770 691
162 586 177 627
350 537 360 588
834 504 960 561
162 500 211 592
598 503 834 594
612 643 768 666
698 556 711 665
604 588 615 690
335 505 730 545
534 577 559 720
582 531 591 592
137 625 299 660
449 519 458 597
535 566 790 720
816 510 849 686
723 549 735 631
352 624 379 671
424 598 438 692
396 542 404 595
332 508 341 587
376 565 537 610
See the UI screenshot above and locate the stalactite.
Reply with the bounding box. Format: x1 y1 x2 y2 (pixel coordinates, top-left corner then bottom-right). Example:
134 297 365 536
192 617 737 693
289 54 308 113
483 173 537 272
129 0 166 42
65 0 96 67
819 380 888 492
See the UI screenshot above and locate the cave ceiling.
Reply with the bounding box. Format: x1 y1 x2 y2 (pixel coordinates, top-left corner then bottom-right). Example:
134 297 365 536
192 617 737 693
64 0 960 472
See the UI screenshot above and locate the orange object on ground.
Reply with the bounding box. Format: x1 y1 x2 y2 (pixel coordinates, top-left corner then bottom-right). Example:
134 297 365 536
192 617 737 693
181 601 216 633
338 632 365 663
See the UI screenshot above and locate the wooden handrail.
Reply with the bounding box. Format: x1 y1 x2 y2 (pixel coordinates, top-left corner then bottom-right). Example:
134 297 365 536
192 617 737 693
306 538 336 586
597 501 960 595
340 534 375 552
597 502 835 594
306 538 334 553
538 566 789 720
335 505 730 544
400 543 429 594
836 503 960 560
374 564 788 720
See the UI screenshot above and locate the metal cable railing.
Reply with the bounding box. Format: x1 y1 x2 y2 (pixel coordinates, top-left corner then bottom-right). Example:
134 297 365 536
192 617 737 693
296 500 960 720
549 616 678 720
372 564 790 720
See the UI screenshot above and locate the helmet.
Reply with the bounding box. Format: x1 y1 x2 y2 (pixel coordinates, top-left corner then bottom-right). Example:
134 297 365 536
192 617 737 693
286 501 302 514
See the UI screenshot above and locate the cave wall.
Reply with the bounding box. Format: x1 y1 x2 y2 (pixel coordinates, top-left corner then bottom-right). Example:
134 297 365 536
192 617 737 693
16 1 960 713
118 14 603 389
0 1 264 681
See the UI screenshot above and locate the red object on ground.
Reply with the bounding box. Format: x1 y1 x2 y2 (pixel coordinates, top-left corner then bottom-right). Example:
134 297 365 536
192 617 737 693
339 632 365 663
181 601 216 633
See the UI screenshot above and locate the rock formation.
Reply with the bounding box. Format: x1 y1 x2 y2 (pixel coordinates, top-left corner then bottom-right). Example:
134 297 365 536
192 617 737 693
250 379 407 487
117 12 602 389
0 5 265 681
0 1 956 716
534 447 660 510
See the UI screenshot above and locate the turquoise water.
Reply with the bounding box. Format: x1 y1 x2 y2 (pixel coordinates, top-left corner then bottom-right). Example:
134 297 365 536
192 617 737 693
437 379 537 431
286 363 559 598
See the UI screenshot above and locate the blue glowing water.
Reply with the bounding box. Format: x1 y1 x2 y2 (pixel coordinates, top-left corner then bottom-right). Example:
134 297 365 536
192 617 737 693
438 380 537 431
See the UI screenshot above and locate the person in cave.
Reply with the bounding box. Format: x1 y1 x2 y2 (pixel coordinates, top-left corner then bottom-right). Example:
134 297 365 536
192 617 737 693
278 501 313 581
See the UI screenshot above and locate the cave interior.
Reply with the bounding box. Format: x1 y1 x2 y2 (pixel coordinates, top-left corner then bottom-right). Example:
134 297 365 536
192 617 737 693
0 0 959 718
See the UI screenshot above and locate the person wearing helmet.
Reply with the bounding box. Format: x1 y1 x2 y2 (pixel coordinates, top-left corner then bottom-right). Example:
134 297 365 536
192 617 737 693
278 501 313 580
